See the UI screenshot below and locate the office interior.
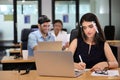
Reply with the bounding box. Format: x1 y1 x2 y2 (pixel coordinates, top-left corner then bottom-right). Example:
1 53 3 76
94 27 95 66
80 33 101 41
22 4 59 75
0 0 120 71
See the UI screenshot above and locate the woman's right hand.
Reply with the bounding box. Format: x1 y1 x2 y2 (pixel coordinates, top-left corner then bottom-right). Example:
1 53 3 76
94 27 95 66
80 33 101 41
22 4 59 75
74 62 86 70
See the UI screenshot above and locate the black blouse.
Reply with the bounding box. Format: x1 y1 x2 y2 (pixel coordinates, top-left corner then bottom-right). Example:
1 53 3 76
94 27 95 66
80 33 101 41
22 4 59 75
74 38 107 68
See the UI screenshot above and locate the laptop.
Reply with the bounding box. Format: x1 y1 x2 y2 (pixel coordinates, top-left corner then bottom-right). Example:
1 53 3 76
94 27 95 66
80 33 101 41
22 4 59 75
34 51 84 77
37 41 62 51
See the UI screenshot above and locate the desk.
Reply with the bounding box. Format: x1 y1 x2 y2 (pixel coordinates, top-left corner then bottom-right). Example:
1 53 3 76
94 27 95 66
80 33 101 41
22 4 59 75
0 40 20 49
0 41 22 59
107 40 120 66
0 69 120 80
1 56 34 63
0 71 18 80
0 56 35 70
107 40 120 46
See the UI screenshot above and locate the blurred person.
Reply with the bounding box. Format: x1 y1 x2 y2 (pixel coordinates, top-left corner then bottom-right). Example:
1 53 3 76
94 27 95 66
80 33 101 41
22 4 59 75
28 15 55 56
50 19 69 50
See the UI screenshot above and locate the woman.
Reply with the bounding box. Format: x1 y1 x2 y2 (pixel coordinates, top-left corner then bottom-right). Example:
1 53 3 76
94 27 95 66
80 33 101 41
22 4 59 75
68 13 118 71
50 19 69 50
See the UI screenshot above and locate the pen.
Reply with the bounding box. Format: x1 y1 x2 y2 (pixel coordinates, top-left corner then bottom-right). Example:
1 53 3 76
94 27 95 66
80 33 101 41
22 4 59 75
79 55 83 62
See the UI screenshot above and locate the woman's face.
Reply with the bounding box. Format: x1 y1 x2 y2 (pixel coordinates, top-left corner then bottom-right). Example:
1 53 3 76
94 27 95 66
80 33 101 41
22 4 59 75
82 21 97 39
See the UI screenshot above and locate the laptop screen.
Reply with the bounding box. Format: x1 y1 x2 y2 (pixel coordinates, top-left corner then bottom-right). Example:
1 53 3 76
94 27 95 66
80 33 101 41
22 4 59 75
37 41 62 51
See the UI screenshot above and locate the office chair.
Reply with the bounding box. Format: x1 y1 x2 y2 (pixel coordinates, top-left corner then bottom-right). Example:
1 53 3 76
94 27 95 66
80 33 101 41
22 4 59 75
62 28 67 32
69 28 80 44
31 25 38 29
31 25 38 32
50 28 67 33
21 28 31 50
104 25 115 40
21 27 38 50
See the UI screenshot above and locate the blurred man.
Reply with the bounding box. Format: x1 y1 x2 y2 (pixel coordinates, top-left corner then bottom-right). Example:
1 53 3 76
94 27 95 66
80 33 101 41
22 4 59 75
28 15 55 56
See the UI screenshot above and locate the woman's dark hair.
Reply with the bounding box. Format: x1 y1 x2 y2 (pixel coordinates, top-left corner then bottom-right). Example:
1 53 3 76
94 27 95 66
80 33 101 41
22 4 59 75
53 19 63 26
79 13 106 43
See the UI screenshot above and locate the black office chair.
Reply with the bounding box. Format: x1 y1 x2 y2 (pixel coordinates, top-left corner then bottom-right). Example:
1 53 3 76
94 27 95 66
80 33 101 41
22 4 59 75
31 25 38 32
31 25 38 29
104 25 115 40
69 28 82 44
21 27 38 50
50 28 67 33
62 28 67 32
21 28 31 50
69 29 78 44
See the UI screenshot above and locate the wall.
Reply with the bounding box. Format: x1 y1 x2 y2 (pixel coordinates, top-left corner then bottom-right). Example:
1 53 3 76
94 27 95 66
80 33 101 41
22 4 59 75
17 14 38 42
17 1 38 42
94 0 109 30
18 0 53 42
0 15 13 40
0 0 13 40
41 0 52 21
112 0 120 39
0 0 120 41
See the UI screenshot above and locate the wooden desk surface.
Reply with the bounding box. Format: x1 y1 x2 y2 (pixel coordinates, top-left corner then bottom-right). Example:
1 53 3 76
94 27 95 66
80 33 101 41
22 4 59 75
9 49 21 53
0 69 120 80
0 71 18 80
1 56 35 63
107 40 120 42
20 69 120 80
107 40 120 47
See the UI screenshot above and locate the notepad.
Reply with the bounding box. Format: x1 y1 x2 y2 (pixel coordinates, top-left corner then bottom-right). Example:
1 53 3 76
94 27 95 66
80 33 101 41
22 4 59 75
91 70 119 77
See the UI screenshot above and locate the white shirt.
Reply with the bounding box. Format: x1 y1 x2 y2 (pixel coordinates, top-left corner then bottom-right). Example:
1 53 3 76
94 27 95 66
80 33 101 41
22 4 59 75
50 30 70 46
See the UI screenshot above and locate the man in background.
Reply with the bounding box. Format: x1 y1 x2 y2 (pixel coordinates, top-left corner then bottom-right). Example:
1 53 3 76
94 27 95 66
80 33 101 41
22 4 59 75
28 15 55 56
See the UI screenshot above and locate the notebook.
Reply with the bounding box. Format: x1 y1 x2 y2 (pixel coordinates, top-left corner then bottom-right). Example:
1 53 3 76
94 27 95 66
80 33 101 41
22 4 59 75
34 51 84 77
37 41 62 51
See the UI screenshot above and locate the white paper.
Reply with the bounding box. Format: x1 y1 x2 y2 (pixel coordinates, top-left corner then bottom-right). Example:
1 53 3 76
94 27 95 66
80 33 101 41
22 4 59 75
91 70 119 77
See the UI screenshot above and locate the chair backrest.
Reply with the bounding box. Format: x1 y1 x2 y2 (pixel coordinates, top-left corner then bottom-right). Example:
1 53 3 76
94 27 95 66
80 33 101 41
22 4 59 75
31 25 38 28
62 28 67 32
69 29 79 44
21 28 31 50
21 27 39 50
104 25 115 40
50 28 67 33
31 25 38 32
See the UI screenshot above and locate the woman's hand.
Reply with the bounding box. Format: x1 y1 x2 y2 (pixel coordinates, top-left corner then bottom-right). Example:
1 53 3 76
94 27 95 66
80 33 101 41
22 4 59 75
91 62 108 71
62 42 69 50
74 62 86 70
